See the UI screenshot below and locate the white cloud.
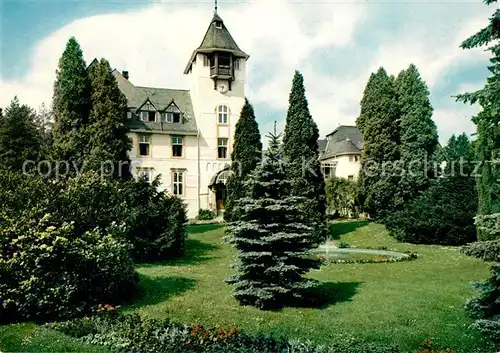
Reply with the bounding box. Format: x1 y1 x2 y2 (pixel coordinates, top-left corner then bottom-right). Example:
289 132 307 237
0 0 490 143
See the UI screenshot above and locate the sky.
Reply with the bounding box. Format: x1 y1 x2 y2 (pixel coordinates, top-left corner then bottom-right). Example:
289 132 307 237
0 0 495 143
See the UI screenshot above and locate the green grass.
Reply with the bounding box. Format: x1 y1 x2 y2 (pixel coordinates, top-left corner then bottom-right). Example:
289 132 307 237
1 221 496 352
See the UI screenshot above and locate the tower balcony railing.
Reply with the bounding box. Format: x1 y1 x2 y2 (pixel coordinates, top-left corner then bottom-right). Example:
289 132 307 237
210 65 232 77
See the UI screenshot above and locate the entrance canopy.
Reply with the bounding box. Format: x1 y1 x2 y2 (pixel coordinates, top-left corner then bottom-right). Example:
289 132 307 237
208 165 230 189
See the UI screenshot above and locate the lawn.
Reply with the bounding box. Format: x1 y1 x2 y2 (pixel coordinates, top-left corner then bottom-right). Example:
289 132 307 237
0 221 496 352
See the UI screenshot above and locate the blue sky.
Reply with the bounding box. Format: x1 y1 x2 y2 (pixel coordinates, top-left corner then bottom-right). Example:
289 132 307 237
0 0 494 143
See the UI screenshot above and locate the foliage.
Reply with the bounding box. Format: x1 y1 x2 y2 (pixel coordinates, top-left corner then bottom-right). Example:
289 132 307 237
197 209 215 221
0 213 138 323
226 131 321 309
325 176 359 218
455 0 500 239
414 339 456 353
460 239 500 262
338 240 351 248
224 98 262 222
85 58 132 179
394 64 439 207
52 37 91 168
0 97 42 171
385 134 478 245
49 310 403 353
476 213 500 240
465 264 500 342
283 71 327 243
356 68 400 219
55 173 188 262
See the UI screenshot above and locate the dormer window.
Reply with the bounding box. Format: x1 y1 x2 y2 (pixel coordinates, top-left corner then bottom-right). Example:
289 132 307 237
165 104 182 124
138 101 157 122
215 21 222 29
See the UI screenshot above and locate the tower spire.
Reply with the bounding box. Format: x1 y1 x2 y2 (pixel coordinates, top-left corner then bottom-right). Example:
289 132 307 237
215 0 218 13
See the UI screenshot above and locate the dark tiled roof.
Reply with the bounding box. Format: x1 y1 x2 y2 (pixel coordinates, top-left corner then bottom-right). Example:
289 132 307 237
319 125 363 161
184 13 248 74
113 70 198 135
318 139 327 152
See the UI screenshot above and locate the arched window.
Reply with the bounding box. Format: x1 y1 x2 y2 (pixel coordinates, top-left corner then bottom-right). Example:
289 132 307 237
217 105 228 124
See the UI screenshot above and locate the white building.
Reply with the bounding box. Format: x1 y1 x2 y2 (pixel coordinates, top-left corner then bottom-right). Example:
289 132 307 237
318 125 363 181
113 11 248 218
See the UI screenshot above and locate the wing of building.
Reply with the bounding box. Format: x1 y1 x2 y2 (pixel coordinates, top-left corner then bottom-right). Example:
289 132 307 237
318 125 363 181
113 11 248 219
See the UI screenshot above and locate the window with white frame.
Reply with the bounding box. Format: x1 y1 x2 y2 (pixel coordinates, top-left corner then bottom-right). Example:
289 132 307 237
217 105 228 124
140 110 156 122
138 135 151 156
172 135 183 157
217 138 228 159
172 170 184 195
137 168 152 182
165 104 181 123
349 155 360 163
321 163 336 180
234 59 240 70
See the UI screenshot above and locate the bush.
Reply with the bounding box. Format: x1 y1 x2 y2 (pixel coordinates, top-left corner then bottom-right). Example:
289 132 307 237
460 240 500 262
325 176 359 219
475 213 500 241
385 177 477 245
338 240 351 248
54 173 187 262
49 311 402 353
465 264 500 341
196 208 215 221
0 213 138 323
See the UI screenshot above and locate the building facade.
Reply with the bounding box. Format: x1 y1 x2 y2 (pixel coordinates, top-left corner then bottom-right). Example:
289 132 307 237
114 12 248 218
318 125 363 181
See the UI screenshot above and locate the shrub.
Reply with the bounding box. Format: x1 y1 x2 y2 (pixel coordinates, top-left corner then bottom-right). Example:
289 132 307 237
0 213 138 323
49 311 402 353
325 176 359 219
460 240 500 262
55 173 187 262
338 240 351 248
196 208 215 221
475 213 500 241
385 177 477 245
465 265 500 341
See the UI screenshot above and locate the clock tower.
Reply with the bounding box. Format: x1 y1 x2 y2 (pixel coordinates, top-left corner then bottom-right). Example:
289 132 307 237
184 9 249 211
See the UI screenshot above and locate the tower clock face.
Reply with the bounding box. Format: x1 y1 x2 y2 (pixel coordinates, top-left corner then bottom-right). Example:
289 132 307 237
218 83 228 94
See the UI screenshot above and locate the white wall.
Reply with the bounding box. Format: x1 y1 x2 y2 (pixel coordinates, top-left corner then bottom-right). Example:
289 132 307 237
322 154 361 180
129 132 199 218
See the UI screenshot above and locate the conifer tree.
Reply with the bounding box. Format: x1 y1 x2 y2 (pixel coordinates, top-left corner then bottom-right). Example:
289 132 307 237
456 0 499 240
85 58 132 179
226 127 321 309
52 37 91 168
282 71 327 243
224 98 262 222
0 97 42 171
395 64 439 205
356 67 400 219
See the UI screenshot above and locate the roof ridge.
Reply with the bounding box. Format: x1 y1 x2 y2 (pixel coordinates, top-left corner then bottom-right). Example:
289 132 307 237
135 85 190 92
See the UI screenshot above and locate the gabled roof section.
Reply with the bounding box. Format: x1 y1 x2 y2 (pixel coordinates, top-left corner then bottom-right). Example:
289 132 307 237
319 125 363 161
112 70 198 135
184 12 249 74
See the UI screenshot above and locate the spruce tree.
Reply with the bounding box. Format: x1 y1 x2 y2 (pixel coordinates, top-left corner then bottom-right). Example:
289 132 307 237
282 71 327 243
85 58 132 179
0 97 41 171
224 98 262 222
52 37 91 168
357 67 400 219
226 128 321 309
395 64 439 205
456 0 499 240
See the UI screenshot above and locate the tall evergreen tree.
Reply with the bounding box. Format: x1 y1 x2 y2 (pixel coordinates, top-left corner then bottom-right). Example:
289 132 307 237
85 58 132 179
226 128 321 309
357 67 400 219
0 97 42 171
52 37 91 168
395 64 439 205
456 0 499 240
224 98 262 222
282 71 327 243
